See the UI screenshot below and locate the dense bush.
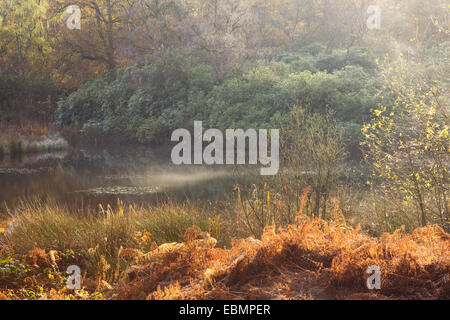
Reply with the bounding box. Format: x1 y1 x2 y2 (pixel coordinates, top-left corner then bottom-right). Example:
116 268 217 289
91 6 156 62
56 47 388 150
56 53 217 143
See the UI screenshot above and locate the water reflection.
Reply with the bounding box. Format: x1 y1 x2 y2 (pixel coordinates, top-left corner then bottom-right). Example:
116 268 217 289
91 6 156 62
0 144 242 214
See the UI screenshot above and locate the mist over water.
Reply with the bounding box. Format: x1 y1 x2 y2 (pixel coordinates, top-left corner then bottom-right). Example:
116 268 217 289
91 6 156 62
0 145 242 214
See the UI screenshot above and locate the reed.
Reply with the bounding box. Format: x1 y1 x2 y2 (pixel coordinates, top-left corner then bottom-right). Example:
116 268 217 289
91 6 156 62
0 124 68 155
2 200 223 281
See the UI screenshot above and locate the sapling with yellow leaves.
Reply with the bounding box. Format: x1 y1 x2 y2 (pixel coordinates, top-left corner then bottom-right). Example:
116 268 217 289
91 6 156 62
362 61 449 229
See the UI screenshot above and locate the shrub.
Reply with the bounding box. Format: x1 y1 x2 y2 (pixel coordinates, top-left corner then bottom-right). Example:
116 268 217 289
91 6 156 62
56 52 217 144
56 48 386 149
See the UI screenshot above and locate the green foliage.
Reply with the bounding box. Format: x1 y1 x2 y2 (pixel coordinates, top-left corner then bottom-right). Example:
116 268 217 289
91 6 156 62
57 53 217 143
0 256 33 283
57 48 385 150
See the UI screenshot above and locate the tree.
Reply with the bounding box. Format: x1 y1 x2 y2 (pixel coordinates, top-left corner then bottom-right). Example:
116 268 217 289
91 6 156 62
362 61 449 228
0 0 59 122
281 108 347 219
0 0 52 78
127 0 183 55
52 0 141 70
181 0 261 75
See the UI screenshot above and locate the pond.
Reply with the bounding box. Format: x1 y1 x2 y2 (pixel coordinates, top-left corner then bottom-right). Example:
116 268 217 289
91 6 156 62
0 143 247 214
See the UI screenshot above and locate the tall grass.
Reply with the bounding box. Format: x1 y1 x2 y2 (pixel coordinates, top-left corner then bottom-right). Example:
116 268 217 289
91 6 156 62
2 200 223 282
1 194 449 300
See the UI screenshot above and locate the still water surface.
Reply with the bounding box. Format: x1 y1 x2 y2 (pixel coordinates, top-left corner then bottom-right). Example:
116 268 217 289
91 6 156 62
0 144 244 214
